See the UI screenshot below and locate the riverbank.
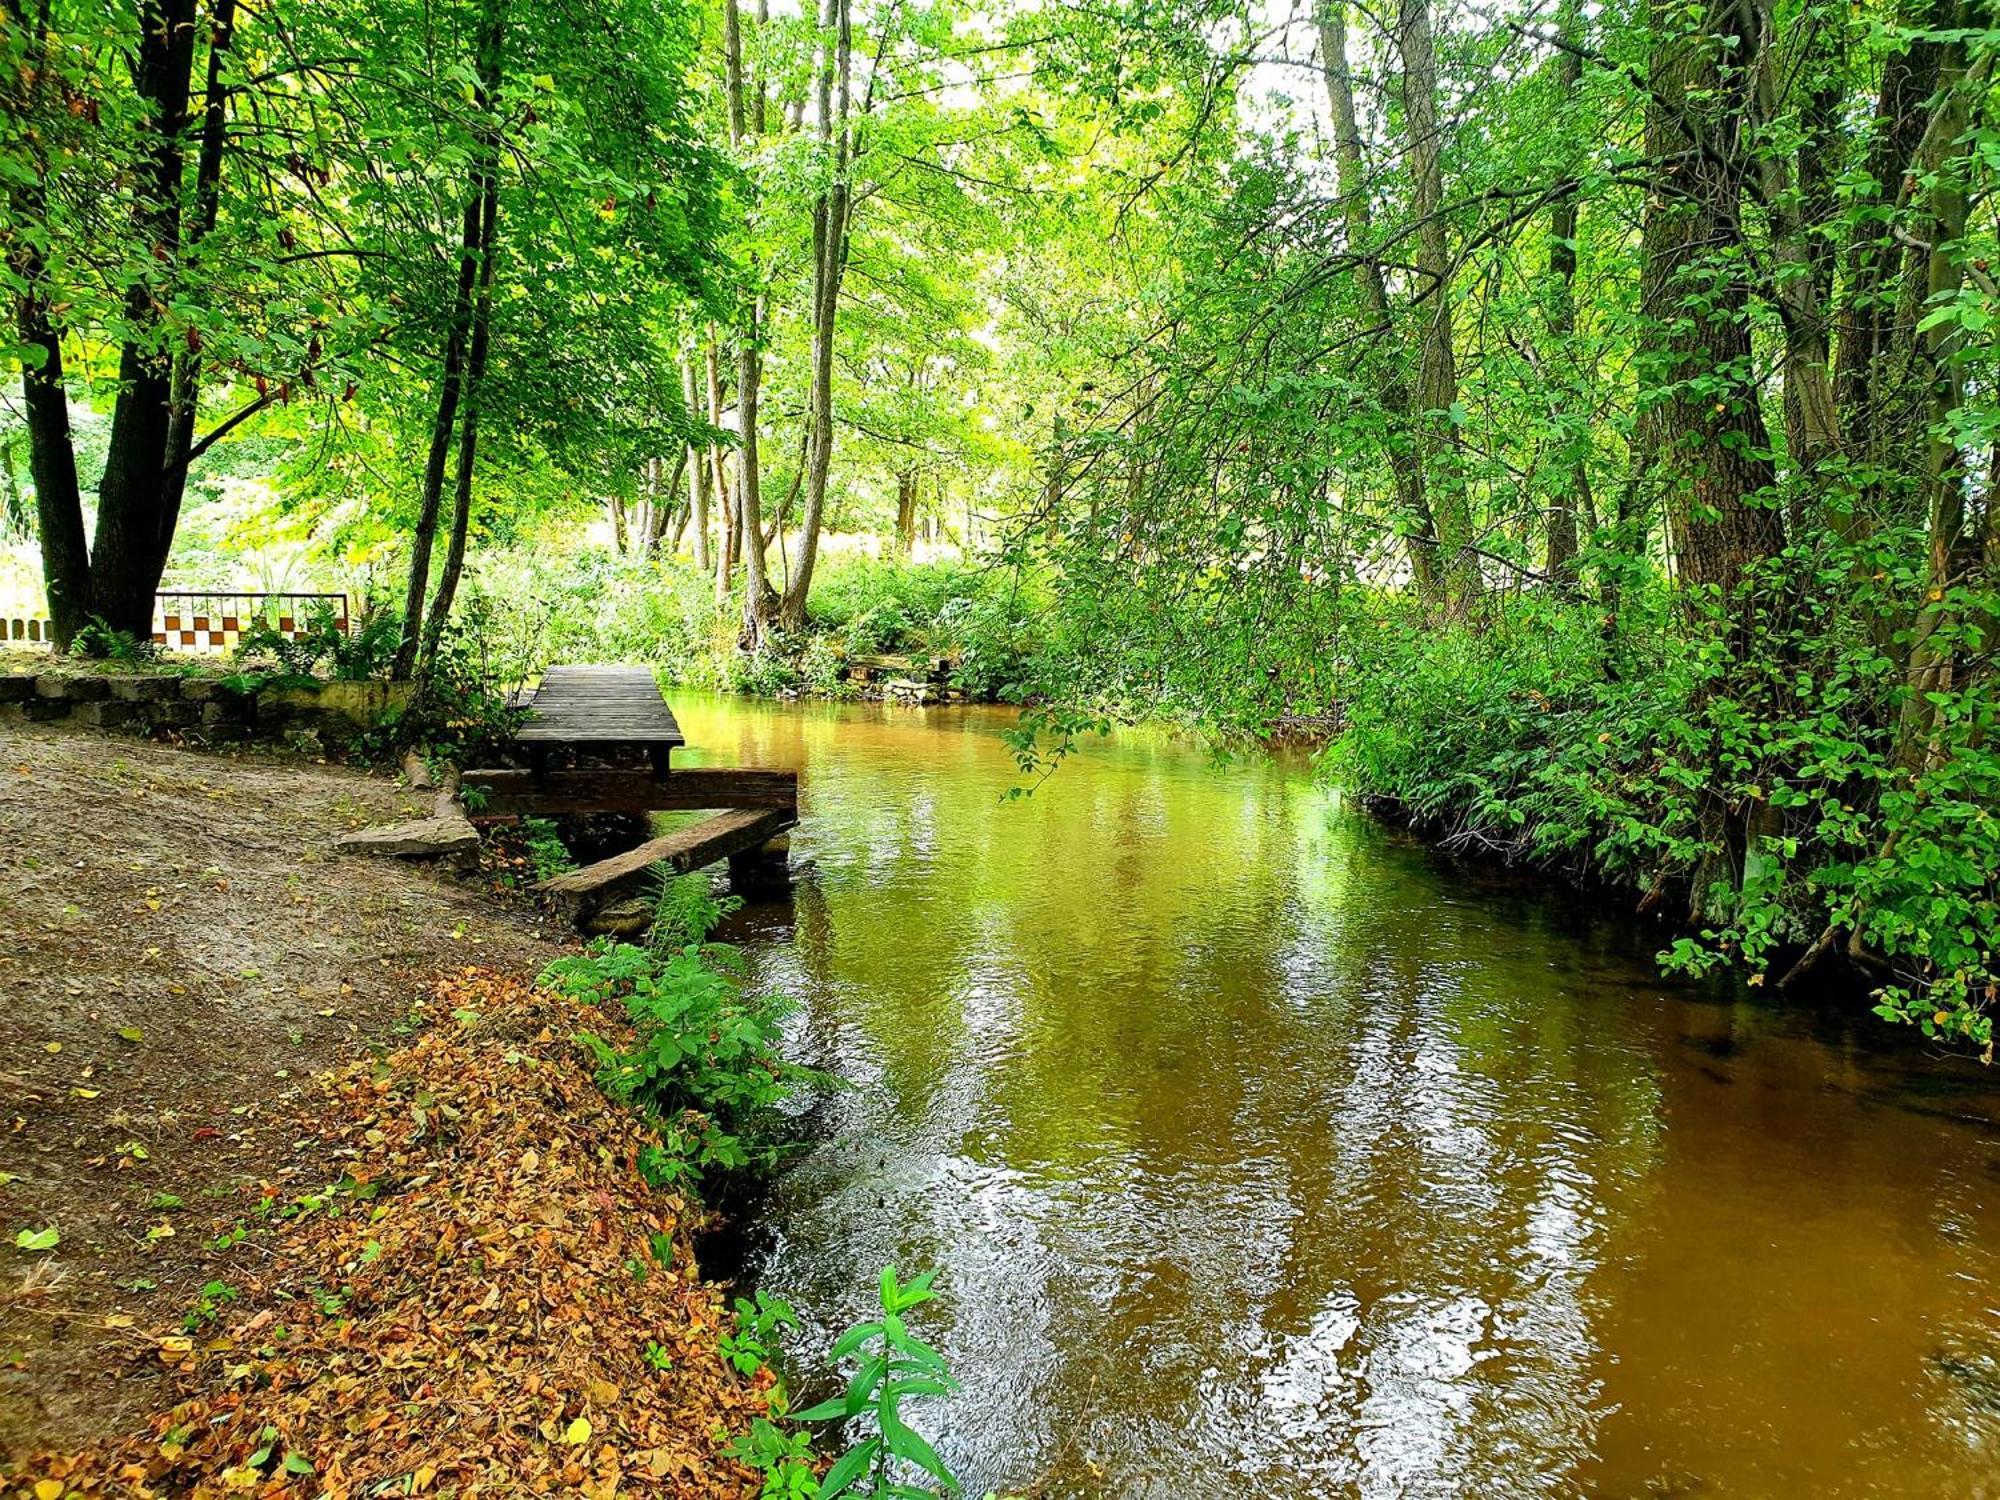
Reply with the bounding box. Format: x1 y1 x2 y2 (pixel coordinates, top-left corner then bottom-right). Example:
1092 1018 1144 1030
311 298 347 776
0 725 778 1494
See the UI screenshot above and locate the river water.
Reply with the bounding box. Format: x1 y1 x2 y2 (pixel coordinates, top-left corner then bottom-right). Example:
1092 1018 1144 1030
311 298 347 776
670 694 2000 1499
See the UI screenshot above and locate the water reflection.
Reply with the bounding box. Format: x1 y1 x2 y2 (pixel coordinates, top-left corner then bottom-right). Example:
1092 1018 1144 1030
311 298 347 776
673 696 2000 1498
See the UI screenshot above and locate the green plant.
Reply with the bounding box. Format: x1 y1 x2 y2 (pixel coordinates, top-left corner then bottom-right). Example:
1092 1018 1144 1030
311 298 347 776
239 601 402 682
70 617 154 663
541 939 804 1183
720 1289 798 1379
648 871 740 953
725 1416 821 1499
183 1278 238 1331
793 1266 961 1499
521 818 575 882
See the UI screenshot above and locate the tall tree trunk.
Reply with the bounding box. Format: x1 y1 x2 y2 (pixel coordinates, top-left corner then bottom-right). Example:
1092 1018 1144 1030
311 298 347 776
683 357 711 570
416 120 504 684
85 0 201 639
1316 0 1442 606
1640 0 1784 612
708 340 736 604
894 469 917 556
1541 0 1588 595
1833 21 1948 534
157 0 238 560
4 0 90 643
416 40 503 685
779 0 852 630
1752 0 1844 490
725 0 769 643
1396 0 1478 612
394 3 503 677
393 190 483 676
1894 29 1981 771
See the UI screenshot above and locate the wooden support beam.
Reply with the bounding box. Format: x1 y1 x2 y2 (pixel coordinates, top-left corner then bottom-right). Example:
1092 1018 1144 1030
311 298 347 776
537 806 795 922
462 767 798 820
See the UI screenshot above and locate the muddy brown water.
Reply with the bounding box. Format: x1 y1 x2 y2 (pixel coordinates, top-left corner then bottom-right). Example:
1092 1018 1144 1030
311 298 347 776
671 695 2000 1499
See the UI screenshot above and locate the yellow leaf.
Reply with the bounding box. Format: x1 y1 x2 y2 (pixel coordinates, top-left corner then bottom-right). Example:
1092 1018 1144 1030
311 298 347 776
36 1479 64 1500
564 1416 592 1445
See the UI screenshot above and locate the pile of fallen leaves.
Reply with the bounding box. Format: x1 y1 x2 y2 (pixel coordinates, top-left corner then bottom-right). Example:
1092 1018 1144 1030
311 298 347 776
8 969 772 1499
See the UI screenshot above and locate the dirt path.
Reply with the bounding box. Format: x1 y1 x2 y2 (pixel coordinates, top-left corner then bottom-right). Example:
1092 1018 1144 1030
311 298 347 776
0 722 567 1456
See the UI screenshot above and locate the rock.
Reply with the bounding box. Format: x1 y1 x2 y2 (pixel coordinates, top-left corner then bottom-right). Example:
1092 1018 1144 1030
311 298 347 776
335 812 480 861
584 896 655 938
22 698 70 721
73 700 135 728
401 749 437 790
37 675 108 702
105 674 176 702
179 677 220 702
0 673 37 703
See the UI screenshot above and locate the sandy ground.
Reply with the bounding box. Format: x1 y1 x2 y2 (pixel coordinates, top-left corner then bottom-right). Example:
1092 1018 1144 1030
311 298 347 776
0 721 567 1457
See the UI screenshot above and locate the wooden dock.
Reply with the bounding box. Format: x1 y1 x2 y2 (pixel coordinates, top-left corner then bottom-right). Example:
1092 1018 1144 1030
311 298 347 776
515 665 685 777
467 664 796 928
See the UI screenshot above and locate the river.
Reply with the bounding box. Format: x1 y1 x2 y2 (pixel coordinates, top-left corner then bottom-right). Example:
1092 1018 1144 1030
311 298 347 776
669 694 2000 1499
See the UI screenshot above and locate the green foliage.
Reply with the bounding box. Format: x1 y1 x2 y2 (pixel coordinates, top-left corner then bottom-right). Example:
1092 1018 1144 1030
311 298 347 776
792 1266 962 1499
238 603 401 683
720 1290 799 1379
519 819 575 883
69 618 155 663
541 938 803 1184
1328 575 2000 1057
649 872 741 954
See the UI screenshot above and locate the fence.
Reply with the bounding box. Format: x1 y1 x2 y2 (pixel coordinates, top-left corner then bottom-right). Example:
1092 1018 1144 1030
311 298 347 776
2 593 350 655
153 592 349 655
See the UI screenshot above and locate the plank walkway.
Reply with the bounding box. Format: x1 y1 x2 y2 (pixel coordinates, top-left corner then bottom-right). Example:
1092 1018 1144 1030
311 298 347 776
516 665 683 775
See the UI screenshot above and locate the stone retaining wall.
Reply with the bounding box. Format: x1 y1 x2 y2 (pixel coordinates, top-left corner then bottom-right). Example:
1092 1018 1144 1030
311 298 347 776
0 670 414 747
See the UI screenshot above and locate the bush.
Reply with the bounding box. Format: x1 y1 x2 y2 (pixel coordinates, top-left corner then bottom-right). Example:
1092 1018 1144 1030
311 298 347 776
540 870 807 1184
238 601 401 681
1327 580 1999 1057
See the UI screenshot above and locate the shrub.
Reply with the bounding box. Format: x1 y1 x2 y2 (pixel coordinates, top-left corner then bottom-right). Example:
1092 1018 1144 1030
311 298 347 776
540 932 804 1183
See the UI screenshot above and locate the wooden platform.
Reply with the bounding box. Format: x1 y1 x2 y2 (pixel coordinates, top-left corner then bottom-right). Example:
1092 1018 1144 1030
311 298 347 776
516 665 684 775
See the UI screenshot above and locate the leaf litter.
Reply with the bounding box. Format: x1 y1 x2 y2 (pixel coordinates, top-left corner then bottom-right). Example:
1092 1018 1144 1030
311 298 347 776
6 969 774 1499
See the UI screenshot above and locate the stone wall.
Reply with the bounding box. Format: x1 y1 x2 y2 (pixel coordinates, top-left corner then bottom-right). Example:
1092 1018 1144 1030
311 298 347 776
0 670 414 748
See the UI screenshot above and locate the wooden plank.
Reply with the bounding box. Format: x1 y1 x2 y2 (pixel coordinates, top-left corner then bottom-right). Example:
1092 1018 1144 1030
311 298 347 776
462 767 798 819
515 665 684 747
537 806 794 917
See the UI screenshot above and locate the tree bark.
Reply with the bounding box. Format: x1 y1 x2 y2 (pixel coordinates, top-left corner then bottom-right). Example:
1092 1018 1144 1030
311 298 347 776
157 0 238 560
1316 0 1442 605
779 0 852 630
1395 0 1478 612
683 356 712 570
1640 0 1784 613
415 65 502 684
725 0 769 643
894 469 917 556
84 0 202 639
4 0 90 643
1541 0 1588 595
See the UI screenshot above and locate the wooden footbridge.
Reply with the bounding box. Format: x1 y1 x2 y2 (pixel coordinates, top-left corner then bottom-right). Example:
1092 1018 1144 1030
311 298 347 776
465 666 796 928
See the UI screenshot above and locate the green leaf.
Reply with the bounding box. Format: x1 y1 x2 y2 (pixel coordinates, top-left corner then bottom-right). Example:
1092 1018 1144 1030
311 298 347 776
818 1436 879 1499
13 1226 58 1252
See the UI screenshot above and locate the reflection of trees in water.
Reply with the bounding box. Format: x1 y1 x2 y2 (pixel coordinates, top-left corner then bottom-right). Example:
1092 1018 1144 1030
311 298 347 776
694 698 2000 1497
